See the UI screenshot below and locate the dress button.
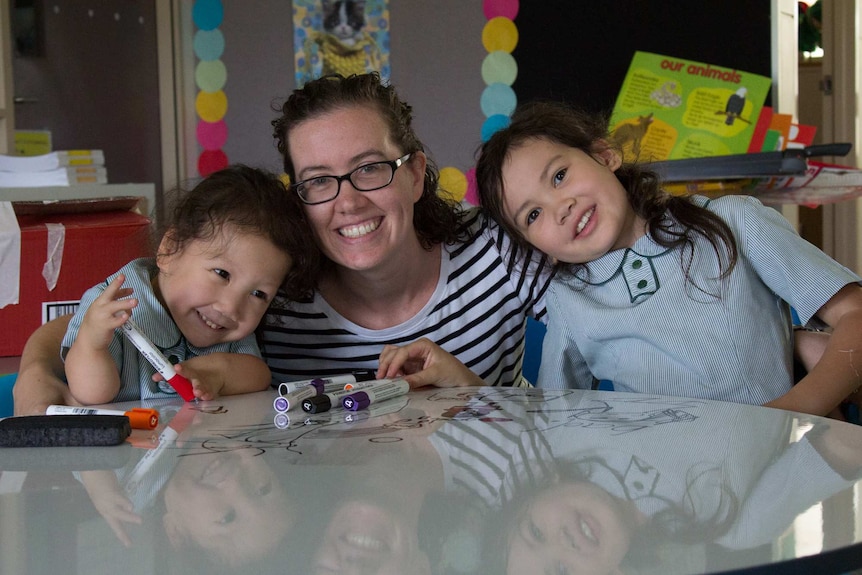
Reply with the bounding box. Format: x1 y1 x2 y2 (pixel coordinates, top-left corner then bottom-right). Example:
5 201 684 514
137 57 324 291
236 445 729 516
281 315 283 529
632 259 643 269
637 280 647 289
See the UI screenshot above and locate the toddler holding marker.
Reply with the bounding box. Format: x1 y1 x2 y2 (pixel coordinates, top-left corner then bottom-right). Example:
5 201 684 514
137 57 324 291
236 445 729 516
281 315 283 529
61 165 319 404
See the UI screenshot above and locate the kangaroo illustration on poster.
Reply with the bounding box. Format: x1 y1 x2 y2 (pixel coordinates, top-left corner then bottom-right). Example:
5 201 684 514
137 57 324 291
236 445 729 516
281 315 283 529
612 113 654 160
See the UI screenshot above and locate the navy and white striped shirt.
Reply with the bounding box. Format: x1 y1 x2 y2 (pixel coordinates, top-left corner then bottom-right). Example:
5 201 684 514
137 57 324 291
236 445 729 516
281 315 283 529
262 208 551 386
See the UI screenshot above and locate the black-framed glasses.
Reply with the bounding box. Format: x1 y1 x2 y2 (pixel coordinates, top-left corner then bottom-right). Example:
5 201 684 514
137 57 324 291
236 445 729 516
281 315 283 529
291 153 413 205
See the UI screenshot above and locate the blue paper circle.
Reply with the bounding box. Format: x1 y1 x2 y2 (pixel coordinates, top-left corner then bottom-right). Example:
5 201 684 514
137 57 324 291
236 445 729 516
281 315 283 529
481 114 511 142
193 28 224 61
480 83 517 118
192 0 223 31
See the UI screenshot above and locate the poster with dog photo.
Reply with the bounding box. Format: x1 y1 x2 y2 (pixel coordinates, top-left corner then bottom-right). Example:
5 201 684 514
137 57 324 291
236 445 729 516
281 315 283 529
293 0 390 88
609 51 771 163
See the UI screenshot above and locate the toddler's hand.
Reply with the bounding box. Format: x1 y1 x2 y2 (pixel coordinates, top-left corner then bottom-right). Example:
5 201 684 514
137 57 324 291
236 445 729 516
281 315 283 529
80 470 142 547
153 361 223 401
77 274 137 351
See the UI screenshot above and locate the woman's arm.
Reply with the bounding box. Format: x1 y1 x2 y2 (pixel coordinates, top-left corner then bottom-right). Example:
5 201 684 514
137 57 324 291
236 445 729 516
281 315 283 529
12 315 79 415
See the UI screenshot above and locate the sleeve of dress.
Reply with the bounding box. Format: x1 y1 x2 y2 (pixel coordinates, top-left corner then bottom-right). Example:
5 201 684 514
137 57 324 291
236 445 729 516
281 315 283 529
536 300 593 390
719 195 861 326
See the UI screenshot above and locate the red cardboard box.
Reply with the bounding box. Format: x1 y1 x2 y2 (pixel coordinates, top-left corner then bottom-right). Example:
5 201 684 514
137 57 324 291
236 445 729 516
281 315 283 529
0 209 152 356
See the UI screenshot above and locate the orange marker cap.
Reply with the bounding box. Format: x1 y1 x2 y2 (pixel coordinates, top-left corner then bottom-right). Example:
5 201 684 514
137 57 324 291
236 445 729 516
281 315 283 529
124 408 160 430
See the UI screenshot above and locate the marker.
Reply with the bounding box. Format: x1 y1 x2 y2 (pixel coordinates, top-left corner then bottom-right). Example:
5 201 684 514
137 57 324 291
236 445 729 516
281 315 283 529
121 318 196 401
274 412 291 429
342 379 410 411
273 385 317 413
277 370 376 396
344 394 409 423
124 404 196 495
301 382 381 414
46 404 159 430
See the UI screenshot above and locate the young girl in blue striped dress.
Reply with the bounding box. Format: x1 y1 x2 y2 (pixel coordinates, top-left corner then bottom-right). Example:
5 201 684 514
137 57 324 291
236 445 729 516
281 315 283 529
474 100 862 418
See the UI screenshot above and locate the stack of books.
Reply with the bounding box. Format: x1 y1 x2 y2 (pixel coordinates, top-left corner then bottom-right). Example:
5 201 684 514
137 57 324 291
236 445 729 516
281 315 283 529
0 150 107 187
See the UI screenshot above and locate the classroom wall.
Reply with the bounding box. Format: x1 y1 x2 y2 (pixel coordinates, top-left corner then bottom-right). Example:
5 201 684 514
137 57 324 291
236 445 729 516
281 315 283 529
217 1 488 177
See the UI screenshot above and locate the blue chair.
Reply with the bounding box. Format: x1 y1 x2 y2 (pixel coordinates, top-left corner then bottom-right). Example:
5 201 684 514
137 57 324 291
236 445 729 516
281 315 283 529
0 373 16 418
523 318 546 385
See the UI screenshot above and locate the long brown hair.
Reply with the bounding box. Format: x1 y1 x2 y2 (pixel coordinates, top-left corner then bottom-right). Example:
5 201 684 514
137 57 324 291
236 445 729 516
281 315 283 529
476 100 738 294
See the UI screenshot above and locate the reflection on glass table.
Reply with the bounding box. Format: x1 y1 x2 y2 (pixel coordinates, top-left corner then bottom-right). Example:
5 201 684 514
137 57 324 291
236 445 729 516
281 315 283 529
1 387 860 575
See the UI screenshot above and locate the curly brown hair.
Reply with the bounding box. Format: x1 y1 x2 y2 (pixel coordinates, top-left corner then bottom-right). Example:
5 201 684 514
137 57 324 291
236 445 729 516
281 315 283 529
272 72 466 250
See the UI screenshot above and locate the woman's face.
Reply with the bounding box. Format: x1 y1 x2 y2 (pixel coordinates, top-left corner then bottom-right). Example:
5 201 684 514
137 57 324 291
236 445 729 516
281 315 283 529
311 499 431 575
506 481 639 575
287 105 427 275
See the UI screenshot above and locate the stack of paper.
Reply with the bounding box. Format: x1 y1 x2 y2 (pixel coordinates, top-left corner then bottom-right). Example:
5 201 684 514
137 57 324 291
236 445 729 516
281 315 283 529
0 150 107 187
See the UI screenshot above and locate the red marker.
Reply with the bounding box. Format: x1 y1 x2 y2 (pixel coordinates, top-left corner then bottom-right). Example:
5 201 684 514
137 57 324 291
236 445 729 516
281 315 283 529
120 318 196 401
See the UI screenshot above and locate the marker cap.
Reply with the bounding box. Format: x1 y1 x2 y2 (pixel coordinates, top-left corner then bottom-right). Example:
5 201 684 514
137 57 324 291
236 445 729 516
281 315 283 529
302 395 333 413
273 396 289 413
342 391 371 411
126 408 160 430
168 374 196 402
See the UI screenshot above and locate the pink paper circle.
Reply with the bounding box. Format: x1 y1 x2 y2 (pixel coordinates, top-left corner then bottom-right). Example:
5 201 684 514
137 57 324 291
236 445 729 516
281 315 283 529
483 0 518 21
465 167 479 206
196 119 228 150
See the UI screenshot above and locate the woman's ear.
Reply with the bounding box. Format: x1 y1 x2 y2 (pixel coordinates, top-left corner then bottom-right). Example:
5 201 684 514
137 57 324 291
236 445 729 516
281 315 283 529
408 151 428 203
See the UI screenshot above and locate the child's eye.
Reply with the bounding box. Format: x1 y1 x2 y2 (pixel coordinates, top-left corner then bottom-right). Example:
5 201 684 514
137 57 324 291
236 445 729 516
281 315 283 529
527 519 544 542
553 168 566 187
526 208 541 226
250 289 269 302
256 479 273 496
213 269 230 280
217 508 236 525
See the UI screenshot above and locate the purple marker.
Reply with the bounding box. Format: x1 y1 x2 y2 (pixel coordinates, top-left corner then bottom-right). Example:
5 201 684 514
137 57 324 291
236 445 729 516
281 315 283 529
301 381 382 413
277 370 376 396
342 379 410 411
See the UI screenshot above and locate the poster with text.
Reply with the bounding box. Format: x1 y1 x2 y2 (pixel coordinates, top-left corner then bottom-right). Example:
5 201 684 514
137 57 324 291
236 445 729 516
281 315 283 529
293 0 391 88
609 51 771 162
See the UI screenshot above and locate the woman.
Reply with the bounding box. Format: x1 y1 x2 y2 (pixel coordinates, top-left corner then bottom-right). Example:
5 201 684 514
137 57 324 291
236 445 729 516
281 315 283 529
13 72 551 415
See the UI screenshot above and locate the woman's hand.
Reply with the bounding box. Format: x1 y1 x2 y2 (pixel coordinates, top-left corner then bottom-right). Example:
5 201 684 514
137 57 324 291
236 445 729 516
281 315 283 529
377 338 484 389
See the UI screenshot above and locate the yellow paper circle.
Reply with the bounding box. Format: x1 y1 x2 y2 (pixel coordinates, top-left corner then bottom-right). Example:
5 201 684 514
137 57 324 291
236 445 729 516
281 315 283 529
439 166 468 202
482 17 518 54
195 90 228 123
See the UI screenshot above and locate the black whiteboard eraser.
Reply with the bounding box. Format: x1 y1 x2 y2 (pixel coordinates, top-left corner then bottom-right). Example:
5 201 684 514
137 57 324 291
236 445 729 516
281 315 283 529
0 415 132 447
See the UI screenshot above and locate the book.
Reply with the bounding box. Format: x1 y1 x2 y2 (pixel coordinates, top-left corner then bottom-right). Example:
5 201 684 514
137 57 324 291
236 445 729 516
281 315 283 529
0 166 108 187
0 150 105 173
609 51 772 162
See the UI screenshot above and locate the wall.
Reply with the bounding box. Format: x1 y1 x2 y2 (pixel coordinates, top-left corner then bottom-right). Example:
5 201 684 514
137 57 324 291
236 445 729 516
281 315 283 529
12 1 162 195
216 1 488 176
